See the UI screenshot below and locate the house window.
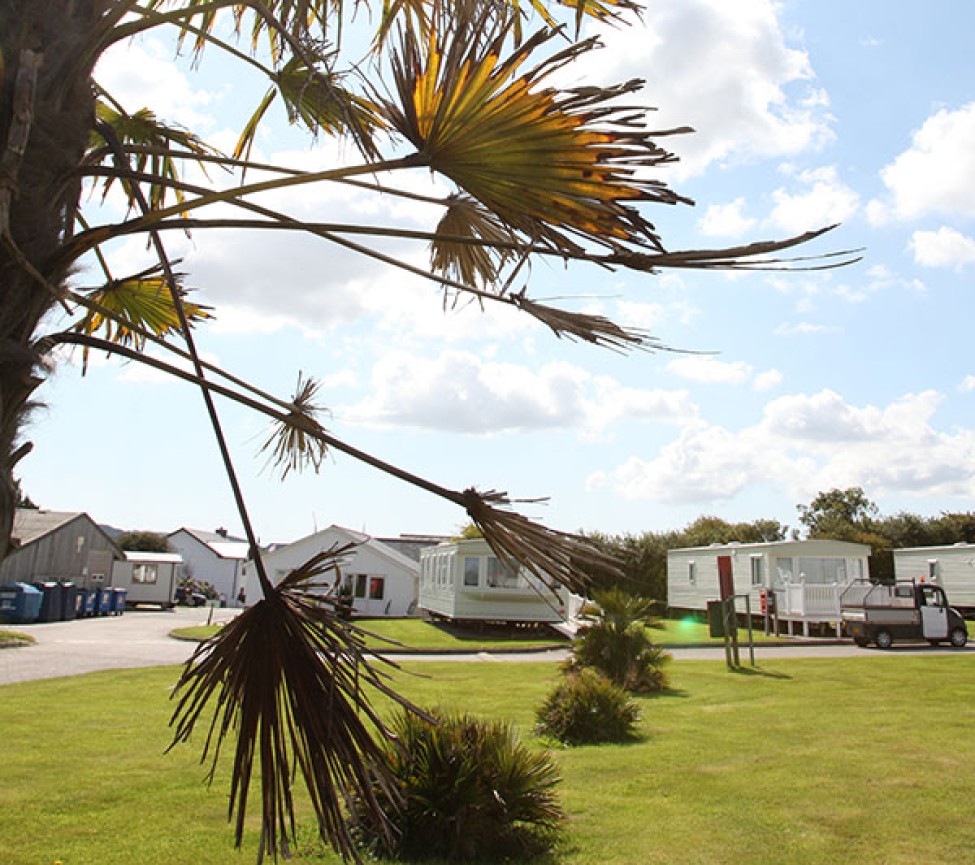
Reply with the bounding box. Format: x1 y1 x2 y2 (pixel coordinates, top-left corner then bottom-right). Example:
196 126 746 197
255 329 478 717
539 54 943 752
750 556 764 586
688 562 696 586
354 574 367 598
463 557 480 587
486 557 519 588
368 577 385 600
132 564 158 584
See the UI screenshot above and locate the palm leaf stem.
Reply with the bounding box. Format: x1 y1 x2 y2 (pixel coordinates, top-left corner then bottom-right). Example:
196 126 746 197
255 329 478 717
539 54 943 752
95 118 275 596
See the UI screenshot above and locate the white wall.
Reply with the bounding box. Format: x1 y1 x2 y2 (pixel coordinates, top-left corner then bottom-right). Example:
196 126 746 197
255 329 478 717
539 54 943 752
168 530 247 606
894 544 975 608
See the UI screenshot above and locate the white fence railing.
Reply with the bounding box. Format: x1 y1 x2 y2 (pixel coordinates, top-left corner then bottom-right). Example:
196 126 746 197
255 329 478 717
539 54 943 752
774 582 845 618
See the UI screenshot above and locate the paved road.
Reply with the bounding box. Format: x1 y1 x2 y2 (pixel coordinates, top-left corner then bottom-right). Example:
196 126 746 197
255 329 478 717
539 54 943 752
2 611 972 686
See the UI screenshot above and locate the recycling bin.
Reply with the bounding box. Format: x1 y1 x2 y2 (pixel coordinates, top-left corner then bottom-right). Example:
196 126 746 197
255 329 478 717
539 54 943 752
59 581 78 621
33 581 63 623
76 588 97 618
94 587 114 616
0 582 42 624
110 587 127 615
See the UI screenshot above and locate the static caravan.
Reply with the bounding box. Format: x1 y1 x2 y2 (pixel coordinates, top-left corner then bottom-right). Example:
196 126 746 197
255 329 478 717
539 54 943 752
894 543 975 611
419 538 566 624
251 525 420 617
667 539 871 636
111 551 182 607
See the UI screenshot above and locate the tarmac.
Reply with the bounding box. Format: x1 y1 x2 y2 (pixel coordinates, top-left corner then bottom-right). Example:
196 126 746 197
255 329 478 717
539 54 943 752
2 608 972 686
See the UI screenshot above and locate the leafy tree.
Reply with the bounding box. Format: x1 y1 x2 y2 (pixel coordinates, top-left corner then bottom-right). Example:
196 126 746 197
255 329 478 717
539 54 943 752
0 0 851 859
797 487 880 540
116 529 172 552
13 479 35 509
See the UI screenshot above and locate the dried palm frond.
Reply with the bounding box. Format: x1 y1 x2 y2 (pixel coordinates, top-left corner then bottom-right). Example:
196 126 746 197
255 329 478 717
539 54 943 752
380 3 692 258
458 487 623 596
512 293 658 352
169 545 420 864
430 193 522 289
260 373 331 479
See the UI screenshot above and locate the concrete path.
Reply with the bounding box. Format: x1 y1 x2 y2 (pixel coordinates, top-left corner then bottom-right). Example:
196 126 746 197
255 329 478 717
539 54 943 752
0 606 240 686
2 611 972 686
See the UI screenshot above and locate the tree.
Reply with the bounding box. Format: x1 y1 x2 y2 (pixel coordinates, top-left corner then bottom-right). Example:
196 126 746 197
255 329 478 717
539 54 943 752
797 487 880 540
116 529 172 552
1 1 853 859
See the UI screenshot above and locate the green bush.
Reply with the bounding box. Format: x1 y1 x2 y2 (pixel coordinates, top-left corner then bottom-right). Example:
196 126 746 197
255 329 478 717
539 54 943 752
352 708 564 861
570 587 671 692
535 669 641 745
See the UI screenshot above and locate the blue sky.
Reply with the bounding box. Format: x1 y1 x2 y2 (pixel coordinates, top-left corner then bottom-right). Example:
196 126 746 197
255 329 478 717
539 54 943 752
19 0 975 544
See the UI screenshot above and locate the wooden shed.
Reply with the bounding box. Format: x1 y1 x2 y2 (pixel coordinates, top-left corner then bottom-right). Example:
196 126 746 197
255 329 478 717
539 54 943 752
0 509 123 589
419 538 566 624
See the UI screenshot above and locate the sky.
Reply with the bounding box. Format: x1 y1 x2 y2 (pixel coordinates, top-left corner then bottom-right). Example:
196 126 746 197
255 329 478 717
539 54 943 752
17 0 975 545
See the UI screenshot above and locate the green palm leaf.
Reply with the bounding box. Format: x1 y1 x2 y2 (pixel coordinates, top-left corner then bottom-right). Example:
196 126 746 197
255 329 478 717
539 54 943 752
72 271 212 371
381 5 692 257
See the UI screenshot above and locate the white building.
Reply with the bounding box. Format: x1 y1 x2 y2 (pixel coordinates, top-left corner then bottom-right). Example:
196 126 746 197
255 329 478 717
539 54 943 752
167 528 250 607
248 525 420 617
667 539 872 636
419 538 567 624
894 543 975 610
111 550 182 608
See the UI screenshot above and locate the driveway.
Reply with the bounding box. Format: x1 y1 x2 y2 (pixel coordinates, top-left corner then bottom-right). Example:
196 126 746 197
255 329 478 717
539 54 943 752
2 611 971 686
0 606 240 686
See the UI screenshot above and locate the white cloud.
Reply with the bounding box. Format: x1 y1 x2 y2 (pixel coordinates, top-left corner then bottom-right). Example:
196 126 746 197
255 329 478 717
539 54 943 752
573 0 833 179
697 198 757 238
867 102 975 224
753 369 783 391
910 226 975 269
666 356 752 385
768 166 860 234
774 321 838 336
342 351 698 437
590 389 975 504
960 375 975 393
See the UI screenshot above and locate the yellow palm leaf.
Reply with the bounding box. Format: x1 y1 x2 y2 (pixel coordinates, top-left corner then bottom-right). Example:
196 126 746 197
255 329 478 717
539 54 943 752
73 273 212 371
381 5 692 257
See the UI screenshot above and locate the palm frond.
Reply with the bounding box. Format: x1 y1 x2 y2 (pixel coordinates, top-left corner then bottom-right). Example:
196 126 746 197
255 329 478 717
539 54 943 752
71 269 212 372
430 193 522 289
260 373 331 479
380 6 692 258
169 545 418 863
512 293 655 352
87 94 221 213
459 487 623 596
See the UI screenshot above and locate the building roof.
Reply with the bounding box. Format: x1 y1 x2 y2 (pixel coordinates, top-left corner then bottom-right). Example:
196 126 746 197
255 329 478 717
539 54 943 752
668 538 872 554
11 509 121 554
377 534 451 563
169 527 250 560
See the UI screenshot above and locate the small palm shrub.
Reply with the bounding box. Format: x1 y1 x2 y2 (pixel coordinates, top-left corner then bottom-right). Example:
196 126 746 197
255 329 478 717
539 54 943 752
535 668 641 745
352 708 564 861
570 586 671 692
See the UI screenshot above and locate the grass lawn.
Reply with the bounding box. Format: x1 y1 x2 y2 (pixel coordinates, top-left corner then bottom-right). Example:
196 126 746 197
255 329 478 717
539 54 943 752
0 628 34 647
2 654 974 864
170 616 782 649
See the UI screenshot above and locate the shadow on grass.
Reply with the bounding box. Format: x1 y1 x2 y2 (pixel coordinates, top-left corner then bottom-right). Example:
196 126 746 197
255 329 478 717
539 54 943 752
725 665 792 680
428 620 569 645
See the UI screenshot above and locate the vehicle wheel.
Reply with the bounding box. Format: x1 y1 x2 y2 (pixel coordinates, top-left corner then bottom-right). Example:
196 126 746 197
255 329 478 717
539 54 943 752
874 629 893 650
949 627 968 648
853 637 868 648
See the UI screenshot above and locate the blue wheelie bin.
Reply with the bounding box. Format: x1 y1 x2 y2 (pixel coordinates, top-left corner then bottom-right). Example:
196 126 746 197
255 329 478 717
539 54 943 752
94 587 114 616
0 582 42 624
77 588 97 618
110 587 127 615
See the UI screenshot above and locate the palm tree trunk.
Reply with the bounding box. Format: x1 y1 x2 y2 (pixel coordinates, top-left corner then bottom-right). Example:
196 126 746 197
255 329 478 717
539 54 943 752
0 0 106 560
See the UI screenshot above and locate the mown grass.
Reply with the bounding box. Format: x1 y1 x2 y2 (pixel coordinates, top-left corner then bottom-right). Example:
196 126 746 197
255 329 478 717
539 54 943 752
2 654 974 865
170 615 782 649
0 628 34 647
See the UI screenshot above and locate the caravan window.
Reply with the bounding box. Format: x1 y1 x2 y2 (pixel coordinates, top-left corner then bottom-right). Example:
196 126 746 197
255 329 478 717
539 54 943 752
928 559 939 582
132 564 158 584
750 556 764 586
463 557 480 587
486 557 520 588
796 558 848 584
688 562 696 585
